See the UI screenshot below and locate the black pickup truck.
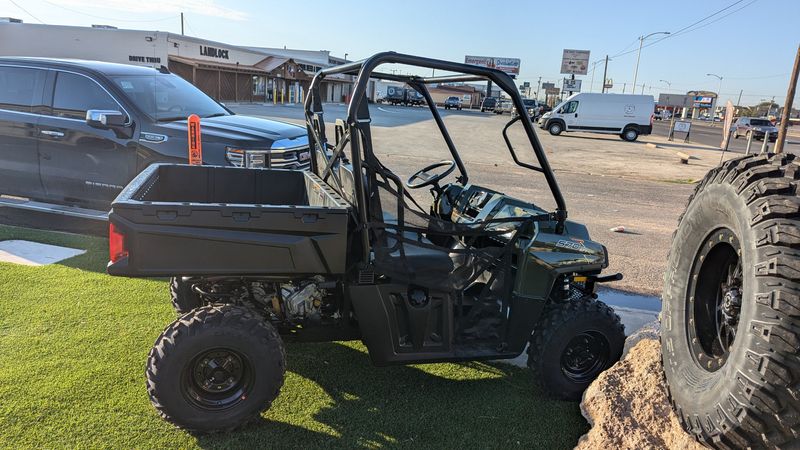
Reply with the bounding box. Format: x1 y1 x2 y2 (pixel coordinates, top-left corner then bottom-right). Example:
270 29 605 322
0 57 309 212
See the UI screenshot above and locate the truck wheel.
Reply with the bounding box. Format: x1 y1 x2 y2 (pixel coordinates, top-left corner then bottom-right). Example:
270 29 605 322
146 305 286 432
527 297 625 400
169 277 202 314
621 128 639 141
662 154 800 448
548 122 563 136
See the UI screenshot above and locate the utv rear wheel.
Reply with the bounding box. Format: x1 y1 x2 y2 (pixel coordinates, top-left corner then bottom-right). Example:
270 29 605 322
548 122 563 136
170 277 202 314
661 154 800 448
527 297 625 400
146 305 286 432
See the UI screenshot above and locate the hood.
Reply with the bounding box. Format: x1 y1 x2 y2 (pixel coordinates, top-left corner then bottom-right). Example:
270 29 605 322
154 114 307 146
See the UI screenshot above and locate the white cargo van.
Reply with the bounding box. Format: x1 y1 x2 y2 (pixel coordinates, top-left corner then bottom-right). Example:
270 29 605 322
538 93 655 141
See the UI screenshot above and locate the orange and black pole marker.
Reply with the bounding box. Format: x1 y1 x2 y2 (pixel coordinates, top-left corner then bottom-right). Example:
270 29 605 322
187 114 202 165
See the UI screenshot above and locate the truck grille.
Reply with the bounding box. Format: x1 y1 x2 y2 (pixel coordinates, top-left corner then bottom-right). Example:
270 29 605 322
226 147 311 170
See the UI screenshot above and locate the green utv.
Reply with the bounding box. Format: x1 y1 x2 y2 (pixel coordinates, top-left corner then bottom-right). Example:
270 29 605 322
107 52 626 432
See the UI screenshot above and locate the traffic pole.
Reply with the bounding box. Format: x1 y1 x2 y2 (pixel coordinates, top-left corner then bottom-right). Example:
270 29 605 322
775 43 800 154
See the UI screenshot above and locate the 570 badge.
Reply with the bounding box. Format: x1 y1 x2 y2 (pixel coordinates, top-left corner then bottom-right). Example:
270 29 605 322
555 239 586 251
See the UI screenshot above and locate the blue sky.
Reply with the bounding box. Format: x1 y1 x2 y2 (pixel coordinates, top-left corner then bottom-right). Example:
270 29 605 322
3 0 799 105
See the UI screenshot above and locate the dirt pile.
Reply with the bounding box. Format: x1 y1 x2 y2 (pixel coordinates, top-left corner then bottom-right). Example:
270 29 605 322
576 324 704 450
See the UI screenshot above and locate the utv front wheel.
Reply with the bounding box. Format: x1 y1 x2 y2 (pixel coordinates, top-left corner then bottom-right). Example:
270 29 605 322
527 297 625 400
169 277 202 314
146 305 286 432
661 154 800 448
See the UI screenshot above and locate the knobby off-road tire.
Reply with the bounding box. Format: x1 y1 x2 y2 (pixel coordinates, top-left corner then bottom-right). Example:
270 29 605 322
527 297 625 400
146 305 286 432
169 277 202 314
662 153 800 448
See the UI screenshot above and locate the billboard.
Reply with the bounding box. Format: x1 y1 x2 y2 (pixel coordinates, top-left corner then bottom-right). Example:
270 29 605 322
693 95 714 107
560 49 590 75
465 55 521 77
541 82 556 90
563 78 582 92
658 94 691 107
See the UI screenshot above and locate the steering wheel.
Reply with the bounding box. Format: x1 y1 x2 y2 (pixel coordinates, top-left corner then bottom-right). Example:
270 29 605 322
406 160 456 189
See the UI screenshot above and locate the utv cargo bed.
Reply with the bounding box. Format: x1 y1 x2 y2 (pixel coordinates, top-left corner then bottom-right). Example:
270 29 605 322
107 164 350 277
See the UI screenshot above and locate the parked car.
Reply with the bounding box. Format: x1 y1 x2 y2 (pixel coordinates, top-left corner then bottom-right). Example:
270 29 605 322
494 99 514 114
732 117 778 141
538 93 655 142
512 98 541 119
443 96 462 110
0 57 309 212
480 97 497 112
654 109 672 120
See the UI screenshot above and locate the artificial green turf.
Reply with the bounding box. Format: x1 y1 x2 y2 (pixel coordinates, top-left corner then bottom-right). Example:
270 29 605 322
0 224 588 449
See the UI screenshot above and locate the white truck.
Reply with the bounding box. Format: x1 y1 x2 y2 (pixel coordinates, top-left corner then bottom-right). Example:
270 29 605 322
538 93 655 141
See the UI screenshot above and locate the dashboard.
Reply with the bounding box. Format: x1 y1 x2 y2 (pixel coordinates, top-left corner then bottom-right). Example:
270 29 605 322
448 184 545 232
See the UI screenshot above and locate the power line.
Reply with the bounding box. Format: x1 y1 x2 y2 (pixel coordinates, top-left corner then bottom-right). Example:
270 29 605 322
8 0 44 23
609 0 755 60
39 0 176 23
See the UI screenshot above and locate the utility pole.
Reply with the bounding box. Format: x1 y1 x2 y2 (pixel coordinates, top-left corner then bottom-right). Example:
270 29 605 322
775 43 800 154
736 89 743 107
180 12 184 35
622 83 626 94
536 76 541 101
601 55 609 93
641 84 645 94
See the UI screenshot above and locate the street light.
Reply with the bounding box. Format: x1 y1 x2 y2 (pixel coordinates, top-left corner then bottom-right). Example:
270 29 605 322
632 31 670 91
659 79 671 89
707 73 723 124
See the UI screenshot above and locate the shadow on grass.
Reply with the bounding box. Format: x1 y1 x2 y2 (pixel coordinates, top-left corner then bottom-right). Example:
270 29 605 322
196 342 587 449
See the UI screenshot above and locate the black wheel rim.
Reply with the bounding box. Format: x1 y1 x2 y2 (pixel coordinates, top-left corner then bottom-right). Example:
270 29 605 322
560 330 611 383
687 228 743 373
182 348 254 411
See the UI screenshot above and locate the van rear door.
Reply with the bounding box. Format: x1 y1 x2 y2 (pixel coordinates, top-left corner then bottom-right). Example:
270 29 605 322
0 65 47 199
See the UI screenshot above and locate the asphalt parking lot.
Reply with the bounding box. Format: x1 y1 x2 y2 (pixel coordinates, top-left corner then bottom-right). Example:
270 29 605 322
230 102 727 297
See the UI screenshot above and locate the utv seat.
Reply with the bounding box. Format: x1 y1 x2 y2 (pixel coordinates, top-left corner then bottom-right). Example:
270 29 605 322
380 213 455 277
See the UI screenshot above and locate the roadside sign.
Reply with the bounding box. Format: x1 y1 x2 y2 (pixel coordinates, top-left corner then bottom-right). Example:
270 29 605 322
674 121 691 133
658 94 691 107
187 114 202 165
465 55 521 77
560 49 590 75
545 87 560 95
542 82 555 90
523 81 530 88
693 95 714 107
563 78 582 92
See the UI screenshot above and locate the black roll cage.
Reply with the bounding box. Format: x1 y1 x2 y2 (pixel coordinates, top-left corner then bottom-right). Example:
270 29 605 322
303 52 568 260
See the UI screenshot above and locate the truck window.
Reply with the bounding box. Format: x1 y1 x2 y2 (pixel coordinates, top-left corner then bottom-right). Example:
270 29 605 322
0 66 46 113
562 101 578 114
53 72 120 120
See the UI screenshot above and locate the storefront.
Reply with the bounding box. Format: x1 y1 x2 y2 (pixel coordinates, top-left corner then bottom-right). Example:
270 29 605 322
0 21 358 103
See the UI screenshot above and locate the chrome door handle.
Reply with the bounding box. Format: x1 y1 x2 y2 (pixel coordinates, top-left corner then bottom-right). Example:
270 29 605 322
40 130 65 138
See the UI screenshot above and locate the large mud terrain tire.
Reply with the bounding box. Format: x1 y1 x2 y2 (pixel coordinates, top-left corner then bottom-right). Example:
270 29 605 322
169 277 202 314
146 305 286 432
527 297 625 400
662 154 800 448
